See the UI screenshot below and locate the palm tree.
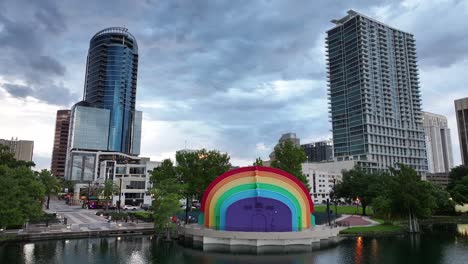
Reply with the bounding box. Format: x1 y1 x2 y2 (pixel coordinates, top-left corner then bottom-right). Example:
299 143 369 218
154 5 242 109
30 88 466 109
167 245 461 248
99 180 120 211
37 169 62 209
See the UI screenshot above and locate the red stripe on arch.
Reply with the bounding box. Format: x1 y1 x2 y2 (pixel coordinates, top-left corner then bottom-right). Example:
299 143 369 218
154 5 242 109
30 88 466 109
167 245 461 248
201 166 313 213
258 166 314 213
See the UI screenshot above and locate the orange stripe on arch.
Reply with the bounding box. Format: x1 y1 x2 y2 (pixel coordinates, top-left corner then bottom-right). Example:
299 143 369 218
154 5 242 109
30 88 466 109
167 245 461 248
203 171 255 227
259 171 312 225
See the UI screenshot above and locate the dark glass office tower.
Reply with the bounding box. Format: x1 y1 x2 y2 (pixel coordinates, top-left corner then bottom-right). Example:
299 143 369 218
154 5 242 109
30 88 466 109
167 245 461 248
327 10 427 175
83 27 138 154
301 140 333 162
455 97 468 166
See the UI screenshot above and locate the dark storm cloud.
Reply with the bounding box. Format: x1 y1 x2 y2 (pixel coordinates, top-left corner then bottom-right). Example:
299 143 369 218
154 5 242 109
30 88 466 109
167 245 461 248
34 1 67 34
381 0 468 68
29 56 66 76
0 0 72 105
1 0 466 165
137 0 392 99
2 83 33 98
1 83 78 106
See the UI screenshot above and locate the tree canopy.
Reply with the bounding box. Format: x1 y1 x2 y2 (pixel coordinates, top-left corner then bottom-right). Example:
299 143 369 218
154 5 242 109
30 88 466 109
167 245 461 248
447 165 468 204
98 180 120 211
0 157 44 228
335 166 383 216
37 169 62 209
270 140 309 190
176 149 231 201
253 157 263 166
150 159 185 236
372 164 437 224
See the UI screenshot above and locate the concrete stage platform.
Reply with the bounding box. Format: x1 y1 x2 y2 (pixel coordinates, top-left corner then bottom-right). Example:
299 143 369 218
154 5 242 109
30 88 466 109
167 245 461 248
179 224 345 253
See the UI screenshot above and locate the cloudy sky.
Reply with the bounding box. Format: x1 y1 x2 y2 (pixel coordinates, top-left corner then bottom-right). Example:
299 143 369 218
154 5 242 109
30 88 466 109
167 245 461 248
0 0 467 170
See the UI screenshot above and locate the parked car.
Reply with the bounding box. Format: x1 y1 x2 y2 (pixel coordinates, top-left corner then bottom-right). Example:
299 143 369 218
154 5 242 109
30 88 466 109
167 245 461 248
192 201 201 209
123 205 139 211
140 204 151 211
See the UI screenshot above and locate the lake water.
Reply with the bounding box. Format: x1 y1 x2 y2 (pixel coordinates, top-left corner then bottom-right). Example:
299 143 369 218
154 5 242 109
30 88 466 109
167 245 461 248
1 224 468 264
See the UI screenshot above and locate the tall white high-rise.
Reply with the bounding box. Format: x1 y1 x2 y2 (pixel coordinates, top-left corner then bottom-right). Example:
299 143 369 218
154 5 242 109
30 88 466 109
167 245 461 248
422 111 453 173
327 10 427 175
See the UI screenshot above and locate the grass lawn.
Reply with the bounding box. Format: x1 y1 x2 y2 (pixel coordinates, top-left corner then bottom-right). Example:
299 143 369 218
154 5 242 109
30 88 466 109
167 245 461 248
339 224 403 234
314 205 374 216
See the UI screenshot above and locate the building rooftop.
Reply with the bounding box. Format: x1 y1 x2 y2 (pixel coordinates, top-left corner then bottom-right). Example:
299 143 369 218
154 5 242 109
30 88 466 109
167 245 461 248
329 9 412 35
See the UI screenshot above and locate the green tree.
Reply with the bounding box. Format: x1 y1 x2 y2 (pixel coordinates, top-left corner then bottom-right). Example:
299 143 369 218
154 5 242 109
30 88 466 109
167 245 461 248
150 159 185 239
373 164 437 232
447 165 468 204
0 165 44 229
253 157 263 166
335 166 383 216
62 179 74 193
270 140 309 189
450 176 468 204
98 180 120 211
176 149 231 201
37 169 62 209
447 165 468 190
429 183 455 215
151 159 181 195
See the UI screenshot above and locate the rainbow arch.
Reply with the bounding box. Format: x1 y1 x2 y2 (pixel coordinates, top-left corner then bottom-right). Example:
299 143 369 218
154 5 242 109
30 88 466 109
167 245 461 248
200 166 314 232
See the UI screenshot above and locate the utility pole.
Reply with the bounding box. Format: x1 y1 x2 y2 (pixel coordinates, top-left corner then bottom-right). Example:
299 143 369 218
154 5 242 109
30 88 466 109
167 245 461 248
326 198 330 226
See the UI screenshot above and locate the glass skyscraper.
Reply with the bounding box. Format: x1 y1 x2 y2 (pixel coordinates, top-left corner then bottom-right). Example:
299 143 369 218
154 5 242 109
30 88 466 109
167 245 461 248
83 27 139 154
68 102 110 151
326 10 427 174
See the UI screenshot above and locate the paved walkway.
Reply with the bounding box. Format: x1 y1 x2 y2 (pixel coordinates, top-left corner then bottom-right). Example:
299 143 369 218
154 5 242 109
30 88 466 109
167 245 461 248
44 198 110 225
336 215 379 227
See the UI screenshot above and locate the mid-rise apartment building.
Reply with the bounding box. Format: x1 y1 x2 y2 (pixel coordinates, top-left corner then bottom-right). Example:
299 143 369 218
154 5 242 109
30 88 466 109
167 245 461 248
0 138 34 162
302 160 356 204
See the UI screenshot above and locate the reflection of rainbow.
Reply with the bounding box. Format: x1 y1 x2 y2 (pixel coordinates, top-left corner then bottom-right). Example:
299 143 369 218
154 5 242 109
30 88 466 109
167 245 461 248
200 166 314 232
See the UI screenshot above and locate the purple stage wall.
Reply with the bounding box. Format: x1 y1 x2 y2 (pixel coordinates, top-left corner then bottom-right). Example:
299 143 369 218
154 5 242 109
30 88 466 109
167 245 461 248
225 197 292 232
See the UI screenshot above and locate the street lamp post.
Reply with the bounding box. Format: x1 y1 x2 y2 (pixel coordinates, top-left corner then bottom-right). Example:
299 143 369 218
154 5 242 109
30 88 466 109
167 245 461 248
87 181 91 209
333 178 337 222
118 178 122 213
356 197 360 215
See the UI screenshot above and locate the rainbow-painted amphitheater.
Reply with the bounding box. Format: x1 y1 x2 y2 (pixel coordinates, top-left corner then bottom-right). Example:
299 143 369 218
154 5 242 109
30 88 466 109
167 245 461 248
181 166 343 251
199 166 315 232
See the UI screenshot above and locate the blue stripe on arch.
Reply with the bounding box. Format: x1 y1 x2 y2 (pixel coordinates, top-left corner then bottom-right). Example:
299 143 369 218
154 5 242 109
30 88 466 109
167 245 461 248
219 189 299 231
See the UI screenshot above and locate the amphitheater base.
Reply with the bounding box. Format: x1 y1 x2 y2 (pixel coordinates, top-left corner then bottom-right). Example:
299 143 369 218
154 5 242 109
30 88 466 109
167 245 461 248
179 224 345 253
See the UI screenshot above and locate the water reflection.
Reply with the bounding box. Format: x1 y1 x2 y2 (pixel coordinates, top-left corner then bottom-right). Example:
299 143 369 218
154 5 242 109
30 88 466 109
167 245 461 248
23 243 34 264
2 224 468 264
457 224 468 236
354 236 363 264
370 238 378 261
